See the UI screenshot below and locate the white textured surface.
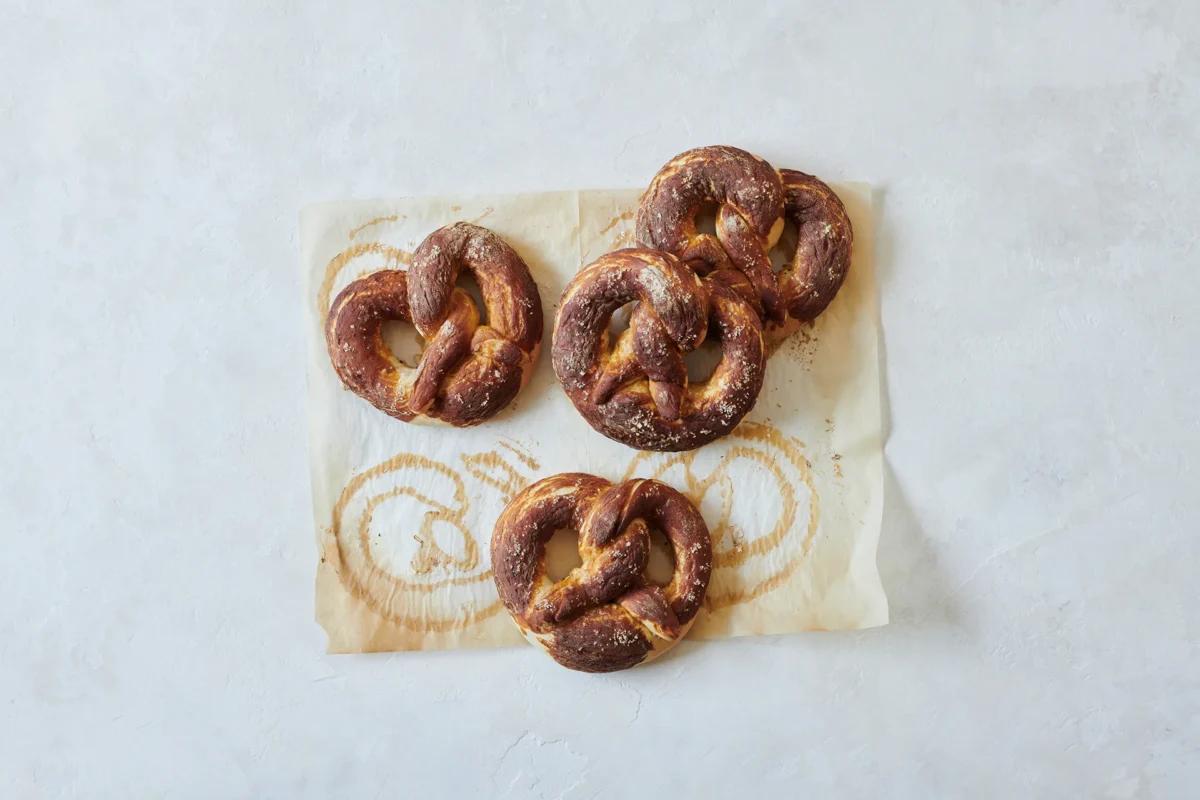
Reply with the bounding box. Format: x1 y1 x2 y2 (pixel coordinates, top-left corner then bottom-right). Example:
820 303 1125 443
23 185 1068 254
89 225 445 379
2 2 1197 797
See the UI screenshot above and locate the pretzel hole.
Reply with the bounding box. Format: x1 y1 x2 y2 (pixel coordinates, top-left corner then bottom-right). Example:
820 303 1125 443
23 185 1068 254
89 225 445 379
768 218 800 274
684 337 723 383
544 528 583 581
455 272 488 323
607 301 636 339
694 202 720 238
645 527 675 587
381 320 425 368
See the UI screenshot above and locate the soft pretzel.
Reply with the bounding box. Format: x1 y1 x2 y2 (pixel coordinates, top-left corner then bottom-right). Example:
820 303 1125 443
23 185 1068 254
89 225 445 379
552 248 765 452
491 473 711 672
636 145 852 338
325 223 542 426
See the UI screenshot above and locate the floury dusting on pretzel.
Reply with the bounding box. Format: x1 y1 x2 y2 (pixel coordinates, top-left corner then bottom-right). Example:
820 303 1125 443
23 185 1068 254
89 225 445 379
636 145 853 340
325 223 542 426
552 248 766 451
491 473 712 672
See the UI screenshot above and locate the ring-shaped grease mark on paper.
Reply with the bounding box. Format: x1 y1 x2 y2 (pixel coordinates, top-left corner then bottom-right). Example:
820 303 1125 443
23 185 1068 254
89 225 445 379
318 241 413 323
349 214 406 240
330 442 539 632
620 421 819 609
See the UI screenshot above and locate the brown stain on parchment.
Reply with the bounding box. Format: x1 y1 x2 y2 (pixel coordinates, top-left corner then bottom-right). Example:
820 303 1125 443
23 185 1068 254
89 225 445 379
329 447 535 632
600 210 636 252
318 241 412 321
621 421 820 610
498 439 539 471
349 214 405 240
580 208 636 263
610 229 634 249
462 452 529 502
768 321 819 363
598 210 633 236
358 487 479 575
462 441 539 502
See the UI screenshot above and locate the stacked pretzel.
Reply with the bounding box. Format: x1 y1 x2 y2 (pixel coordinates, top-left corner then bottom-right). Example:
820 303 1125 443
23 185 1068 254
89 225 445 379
553 145 854 452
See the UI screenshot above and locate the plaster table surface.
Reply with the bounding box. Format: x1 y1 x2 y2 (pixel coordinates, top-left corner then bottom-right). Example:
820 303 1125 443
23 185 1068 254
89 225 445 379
2 2 1197 797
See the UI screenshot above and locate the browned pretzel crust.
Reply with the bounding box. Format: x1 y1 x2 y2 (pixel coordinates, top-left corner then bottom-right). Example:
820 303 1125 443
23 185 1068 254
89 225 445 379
491 473 712 672
636 146 852 338
325 223 542 426
778 169 854 322
552 248 765 452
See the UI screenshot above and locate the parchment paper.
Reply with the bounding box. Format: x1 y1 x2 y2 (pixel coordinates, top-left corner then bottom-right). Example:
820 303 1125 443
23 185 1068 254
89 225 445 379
300 185 886 653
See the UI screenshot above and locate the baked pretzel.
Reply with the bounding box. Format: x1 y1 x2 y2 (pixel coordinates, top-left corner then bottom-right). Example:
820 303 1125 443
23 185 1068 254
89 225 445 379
552 248 765 452
491 473 711 672
635 145 852 337
325 223 542 426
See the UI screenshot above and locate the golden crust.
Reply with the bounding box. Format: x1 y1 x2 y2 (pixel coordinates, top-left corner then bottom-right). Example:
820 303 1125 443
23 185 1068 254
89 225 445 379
491 473 712 672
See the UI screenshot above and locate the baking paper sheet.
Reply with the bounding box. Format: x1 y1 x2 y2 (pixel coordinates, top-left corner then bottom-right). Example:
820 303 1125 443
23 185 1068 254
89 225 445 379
300 185 886 653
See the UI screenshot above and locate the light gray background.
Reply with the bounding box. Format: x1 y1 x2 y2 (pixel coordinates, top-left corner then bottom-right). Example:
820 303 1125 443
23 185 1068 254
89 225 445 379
3 2 1197 797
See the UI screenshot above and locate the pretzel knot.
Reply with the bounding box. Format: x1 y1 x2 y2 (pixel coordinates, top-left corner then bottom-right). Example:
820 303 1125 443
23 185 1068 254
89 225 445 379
491 473 712 672
552 247 765 452
325 223 542 426
635 145 853 338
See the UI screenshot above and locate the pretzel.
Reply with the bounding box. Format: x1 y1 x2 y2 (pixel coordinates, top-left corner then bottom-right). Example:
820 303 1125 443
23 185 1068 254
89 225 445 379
552 248 765 452
325 223 542 426
636 145 852 338
491 473 711 672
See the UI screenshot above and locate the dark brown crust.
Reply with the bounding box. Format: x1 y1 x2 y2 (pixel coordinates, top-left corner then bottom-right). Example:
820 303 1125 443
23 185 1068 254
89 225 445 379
636 145 785 321
778 169 854 322
325 269 420 421
324 223 542 426
635 146 853 336
552 248 764 452
491 473 712 673
409 222 542 354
